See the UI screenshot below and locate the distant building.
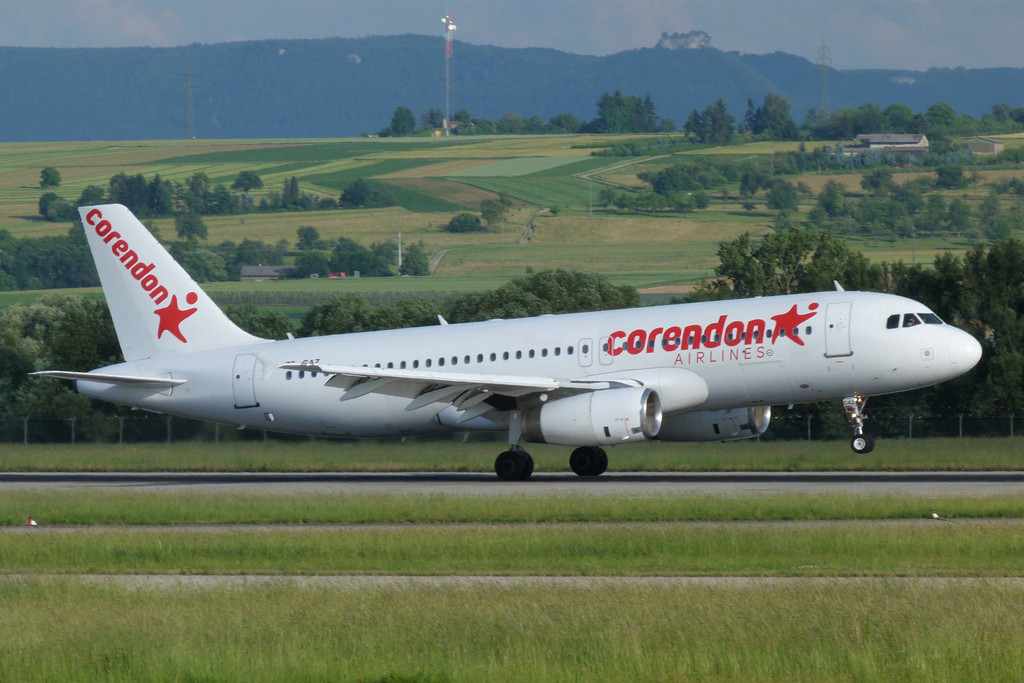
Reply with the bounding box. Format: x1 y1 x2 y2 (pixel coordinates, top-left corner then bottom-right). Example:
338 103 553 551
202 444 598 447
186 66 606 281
656 31 712 50
964 137 1004 156
844 133 930 158
240 265 296 281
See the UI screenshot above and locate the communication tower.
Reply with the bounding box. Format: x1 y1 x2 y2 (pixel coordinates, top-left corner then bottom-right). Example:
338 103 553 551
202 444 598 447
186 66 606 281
816 39 831 120
442 9 457 136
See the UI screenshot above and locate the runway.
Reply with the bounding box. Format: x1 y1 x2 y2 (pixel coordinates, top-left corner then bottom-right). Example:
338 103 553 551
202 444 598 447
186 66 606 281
2 471 1023 495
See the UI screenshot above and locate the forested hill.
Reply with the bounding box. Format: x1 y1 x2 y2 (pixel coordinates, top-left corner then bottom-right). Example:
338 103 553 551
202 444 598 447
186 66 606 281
1 35 1021 141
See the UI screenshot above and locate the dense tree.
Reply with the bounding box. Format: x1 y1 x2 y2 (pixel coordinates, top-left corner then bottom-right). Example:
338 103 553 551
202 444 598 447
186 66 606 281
765 179 799 214
399 241 430 276
746 93 799 140
480 194 512 226
174 211 207 241
225 304 292 339
338 178 394 209
420 107 444 129
296 226 323 251
330 237 392 277
387 107 416 137
586 91 658 134
231 170 263 193
39 167 61 188
444 212 484 233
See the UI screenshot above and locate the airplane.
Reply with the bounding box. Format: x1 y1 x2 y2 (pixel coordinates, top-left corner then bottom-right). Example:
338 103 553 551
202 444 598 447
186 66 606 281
33 204 983 480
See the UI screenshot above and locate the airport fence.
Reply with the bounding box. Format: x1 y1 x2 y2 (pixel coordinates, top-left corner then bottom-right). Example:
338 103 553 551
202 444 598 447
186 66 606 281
2 412 1020 445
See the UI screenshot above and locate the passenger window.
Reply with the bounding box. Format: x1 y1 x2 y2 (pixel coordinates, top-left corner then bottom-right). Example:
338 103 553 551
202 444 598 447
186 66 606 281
528 349 535 359
286 371 293 380
438 358 445 367
426 359 432 368
516 351 522 360
542 348 548 357
554 347 561 356
569 346 576 355
400 361 407 369
886 314 900 329
413 360 419 369
490 353 497 361
503 352 510 360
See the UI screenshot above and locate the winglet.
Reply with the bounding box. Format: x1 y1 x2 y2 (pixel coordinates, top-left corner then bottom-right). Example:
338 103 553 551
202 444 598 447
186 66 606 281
79 204 264 361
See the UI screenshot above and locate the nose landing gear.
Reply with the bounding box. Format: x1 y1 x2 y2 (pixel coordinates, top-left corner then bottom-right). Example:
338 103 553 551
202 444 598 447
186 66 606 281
843 395 875 454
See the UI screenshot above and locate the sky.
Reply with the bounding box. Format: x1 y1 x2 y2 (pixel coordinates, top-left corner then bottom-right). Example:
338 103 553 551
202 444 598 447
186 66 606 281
2 0 1022 71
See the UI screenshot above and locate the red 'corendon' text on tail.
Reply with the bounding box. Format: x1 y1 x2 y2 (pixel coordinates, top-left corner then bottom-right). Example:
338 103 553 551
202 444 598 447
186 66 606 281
84 208 170 305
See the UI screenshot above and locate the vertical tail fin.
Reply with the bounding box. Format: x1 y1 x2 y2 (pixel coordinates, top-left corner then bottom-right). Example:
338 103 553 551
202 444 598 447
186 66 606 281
80 204 264 361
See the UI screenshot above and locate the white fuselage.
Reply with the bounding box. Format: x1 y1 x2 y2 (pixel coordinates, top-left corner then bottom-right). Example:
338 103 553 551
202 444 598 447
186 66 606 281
76 290 981 439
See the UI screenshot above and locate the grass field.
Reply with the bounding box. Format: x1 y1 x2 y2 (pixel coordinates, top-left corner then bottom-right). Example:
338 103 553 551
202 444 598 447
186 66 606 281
3 579 1021 682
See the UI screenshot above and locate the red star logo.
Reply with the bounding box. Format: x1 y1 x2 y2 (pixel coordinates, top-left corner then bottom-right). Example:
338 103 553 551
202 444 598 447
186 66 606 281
154 292 198 343
769 303 818 346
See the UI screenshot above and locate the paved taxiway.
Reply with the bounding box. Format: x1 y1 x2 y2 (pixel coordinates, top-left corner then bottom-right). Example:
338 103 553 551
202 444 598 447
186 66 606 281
2 471 1023 495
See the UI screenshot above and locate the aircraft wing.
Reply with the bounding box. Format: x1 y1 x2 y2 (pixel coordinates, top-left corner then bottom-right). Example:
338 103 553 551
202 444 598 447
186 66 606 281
279 362 635 413
30 371 187 388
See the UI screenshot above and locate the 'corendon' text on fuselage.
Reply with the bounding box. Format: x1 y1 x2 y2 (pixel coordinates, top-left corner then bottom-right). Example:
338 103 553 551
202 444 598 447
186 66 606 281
607 306 820 357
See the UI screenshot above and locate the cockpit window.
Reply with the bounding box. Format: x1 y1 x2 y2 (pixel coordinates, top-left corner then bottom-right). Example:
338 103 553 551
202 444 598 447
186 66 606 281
902 313 922 328
886 314 900 329
920 313 943 324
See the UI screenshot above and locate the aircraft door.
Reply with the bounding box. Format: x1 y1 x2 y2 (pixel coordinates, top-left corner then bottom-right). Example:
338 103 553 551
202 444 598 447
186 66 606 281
578 338 593 367
824 302 853 358
232 354 260 408
598 336 614 365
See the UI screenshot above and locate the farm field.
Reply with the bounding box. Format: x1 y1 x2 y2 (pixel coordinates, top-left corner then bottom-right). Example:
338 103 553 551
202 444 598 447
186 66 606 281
2 133 1014 305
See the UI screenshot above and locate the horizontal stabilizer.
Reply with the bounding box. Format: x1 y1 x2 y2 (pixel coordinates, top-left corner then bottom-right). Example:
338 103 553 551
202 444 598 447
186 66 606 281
31 371 187 388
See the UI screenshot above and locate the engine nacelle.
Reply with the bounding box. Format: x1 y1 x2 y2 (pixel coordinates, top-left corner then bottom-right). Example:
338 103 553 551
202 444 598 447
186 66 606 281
657 406 771 442
521 387 662 446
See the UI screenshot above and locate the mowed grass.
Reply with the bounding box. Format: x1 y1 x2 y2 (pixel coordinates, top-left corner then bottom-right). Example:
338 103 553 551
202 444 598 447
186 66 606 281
4 489 1024 526
1 437 1020 473
4 519 1024 576
3 579 1021 682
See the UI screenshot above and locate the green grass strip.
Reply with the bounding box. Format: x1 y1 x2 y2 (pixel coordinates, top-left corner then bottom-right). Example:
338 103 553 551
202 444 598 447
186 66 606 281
2 437 1023 472
2 580 1024 681
3 522 1024 576
4 490 1024 526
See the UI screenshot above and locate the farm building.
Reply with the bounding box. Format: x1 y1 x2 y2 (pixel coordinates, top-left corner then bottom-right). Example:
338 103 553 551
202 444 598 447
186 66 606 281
963 137 1005 155
845 133 930 158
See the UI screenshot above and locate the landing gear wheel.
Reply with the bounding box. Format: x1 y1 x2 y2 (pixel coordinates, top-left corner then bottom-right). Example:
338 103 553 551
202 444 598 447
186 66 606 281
495 449 534 481
569 446 609 477
851 433 875 454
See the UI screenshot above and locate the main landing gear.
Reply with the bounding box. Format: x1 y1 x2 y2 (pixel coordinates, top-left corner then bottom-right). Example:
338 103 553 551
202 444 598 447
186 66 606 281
569 446 608 477
495 446 534 481
493 446 610 480
843 395 875 454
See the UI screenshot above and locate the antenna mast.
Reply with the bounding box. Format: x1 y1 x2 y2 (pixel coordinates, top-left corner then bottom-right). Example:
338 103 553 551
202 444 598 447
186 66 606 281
816 39 831 120
442 8 457 136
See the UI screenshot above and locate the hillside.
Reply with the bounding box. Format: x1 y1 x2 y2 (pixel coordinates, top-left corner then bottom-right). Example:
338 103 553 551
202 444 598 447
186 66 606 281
1 36 1022 141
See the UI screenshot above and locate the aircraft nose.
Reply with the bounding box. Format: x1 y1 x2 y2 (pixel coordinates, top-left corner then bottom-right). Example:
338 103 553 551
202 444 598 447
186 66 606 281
949 329 982 373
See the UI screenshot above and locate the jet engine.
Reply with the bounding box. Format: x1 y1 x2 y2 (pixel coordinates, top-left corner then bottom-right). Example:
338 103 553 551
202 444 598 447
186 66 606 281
521 387 662 446
657 406 771 442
